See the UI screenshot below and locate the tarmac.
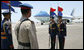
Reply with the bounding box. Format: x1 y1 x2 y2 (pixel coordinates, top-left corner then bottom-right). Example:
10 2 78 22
12 23 83 49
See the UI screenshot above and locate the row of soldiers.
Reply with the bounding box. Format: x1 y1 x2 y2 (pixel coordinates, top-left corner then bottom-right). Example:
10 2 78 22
1 3 67 49
49 16 67 49
1 3 38 49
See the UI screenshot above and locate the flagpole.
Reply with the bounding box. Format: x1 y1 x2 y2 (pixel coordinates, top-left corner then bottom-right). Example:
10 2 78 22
9 1 14 49
9 1 12 38
8 1 11 33
9 1 11 21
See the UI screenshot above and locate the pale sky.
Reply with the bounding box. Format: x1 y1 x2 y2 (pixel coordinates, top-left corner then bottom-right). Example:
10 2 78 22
1 1 83 23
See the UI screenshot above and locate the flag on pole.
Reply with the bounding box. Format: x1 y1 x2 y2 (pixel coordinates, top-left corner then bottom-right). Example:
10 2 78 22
2 1 22 7
1 1 22 12
1 2 15 12
58 11 63 16
50 7 56 12
50 7 57 18
58 6 63 12
58 6 63 16
2 1 10 3
10 1 22 7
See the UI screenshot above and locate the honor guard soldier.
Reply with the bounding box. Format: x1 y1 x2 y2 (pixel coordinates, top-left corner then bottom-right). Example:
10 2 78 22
1 11 14 49
57 16 67 49
14 3 39 49
49 17 59 49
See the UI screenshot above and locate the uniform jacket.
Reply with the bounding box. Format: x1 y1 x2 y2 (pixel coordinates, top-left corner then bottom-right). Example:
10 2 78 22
58 22 67 37
14 17 39 49
1 18 13 49
49 21 59 37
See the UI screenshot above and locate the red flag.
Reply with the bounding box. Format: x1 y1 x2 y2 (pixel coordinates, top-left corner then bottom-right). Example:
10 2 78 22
50 7 56 12
2 1 10 3
58 6 63 12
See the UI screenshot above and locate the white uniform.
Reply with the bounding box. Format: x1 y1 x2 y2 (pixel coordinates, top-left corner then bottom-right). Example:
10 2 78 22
14 17 39 49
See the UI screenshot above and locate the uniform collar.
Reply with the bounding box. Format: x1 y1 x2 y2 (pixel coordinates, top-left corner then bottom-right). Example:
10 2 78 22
3 18 9 22
20 16 29 21
20 16 34 23
58 22 63 24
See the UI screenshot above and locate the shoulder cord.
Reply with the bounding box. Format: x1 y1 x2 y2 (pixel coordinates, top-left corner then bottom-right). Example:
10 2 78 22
17 19 29 41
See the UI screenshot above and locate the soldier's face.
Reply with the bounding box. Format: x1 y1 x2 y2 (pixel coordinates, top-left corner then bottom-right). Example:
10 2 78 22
58 18 62 23
4 14 11 19
27 10 31 18
7 14 11 19
50 19 53 21
50 19 54 22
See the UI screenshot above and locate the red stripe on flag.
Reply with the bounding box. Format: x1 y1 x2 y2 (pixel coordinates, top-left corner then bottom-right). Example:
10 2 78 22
2 1 10 3
50 8 56 12
58 6 63 12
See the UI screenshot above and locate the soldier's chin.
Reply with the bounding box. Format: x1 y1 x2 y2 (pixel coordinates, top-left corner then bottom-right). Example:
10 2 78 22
29 15 31 17
9 17 10 18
